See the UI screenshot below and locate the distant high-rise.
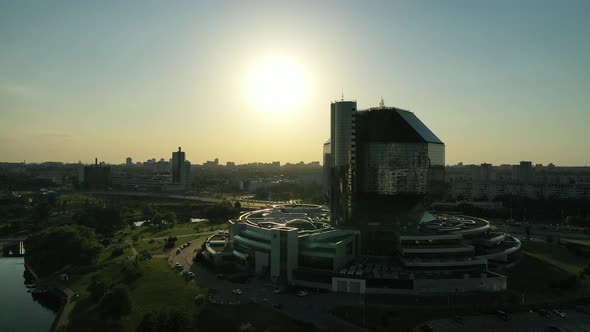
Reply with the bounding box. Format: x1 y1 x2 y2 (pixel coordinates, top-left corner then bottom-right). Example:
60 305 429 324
172 147 185 184
126 157 132 166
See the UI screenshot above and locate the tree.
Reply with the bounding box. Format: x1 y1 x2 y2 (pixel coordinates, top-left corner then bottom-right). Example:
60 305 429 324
25 225 103 276
100 284 132 320
87 275 110 303
137 308 190 332
32 202 50 225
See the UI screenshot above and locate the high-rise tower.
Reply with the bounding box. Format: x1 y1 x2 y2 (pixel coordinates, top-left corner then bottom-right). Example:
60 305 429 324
329 100 357 225
328 99 445 254
172 147 185 184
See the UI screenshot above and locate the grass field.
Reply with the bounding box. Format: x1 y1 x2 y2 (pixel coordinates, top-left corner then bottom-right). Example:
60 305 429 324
196 303 321 332
521 241 588 276
68 258 206 332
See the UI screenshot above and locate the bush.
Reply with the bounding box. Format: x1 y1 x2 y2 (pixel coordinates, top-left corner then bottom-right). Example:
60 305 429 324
165 236 177 249
87 276 110 303
194 294 206 306
99 284 132 320
137 307 190 332
121 262 143 284
111 247 124 257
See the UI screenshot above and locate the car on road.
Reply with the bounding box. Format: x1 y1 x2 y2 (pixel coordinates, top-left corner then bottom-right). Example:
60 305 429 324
174 263 183 271
176 249 181 254
297 290 308 297
232 289 242 295
273 288 281 294
535 309 551 318
187 272 195 279
552 309 566 317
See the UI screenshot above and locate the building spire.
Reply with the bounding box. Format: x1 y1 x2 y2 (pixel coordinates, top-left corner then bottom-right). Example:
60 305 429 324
379 96 385 108
341 90 344 101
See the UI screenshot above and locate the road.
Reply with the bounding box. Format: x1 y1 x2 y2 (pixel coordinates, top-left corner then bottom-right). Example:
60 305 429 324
87 190 284 209
415 310 590 332
165 233 367 332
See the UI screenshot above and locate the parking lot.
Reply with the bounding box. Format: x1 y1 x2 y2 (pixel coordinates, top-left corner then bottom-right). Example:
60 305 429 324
416 309 590 332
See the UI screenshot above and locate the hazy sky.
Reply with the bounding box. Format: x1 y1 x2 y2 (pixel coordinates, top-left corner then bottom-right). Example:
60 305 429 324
1 0 589 165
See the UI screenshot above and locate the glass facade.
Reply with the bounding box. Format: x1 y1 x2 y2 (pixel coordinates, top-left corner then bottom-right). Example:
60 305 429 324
361 142 430 194
329 101 357 226
327 103 445 254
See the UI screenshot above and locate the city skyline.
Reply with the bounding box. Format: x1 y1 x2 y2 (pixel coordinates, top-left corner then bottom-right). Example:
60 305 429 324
1 1 589 165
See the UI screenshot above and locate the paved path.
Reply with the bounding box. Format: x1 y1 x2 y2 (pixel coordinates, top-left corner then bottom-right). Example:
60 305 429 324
416 310 590 332
54 288 77 332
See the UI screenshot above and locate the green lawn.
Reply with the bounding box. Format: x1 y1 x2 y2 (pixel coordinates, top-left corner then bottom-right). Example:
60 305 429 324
197 303 321 332
133 238 170 256
521 241 588 276
68 258 206 332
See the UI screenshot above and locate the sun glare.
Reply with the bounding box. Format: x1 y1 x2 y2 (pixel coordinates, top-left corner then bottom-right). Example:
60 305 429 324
249 58 308 113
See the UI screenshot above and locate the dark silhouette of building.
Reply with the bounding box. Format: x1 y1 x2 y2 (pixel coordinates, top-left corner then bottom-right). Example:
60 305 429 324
172 147 185 183
81 158 110 189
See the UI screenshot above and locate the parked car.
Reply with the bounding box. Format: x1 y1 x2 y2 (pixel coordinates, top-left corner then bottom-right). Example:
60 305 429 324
452 316 464 325
176 249 181 254
273 303 282 310
576 305 585 312
297 290 308 297
216 274 225 279
495 309 510 321
273 288 281 294
552 309 566 318
232 289 242 295
536 309 551 318
548 325 561 332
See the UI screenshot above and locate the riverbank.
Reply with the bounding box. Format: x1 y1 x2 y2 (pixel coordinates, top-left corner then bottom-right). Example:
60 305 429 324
24 259 73 332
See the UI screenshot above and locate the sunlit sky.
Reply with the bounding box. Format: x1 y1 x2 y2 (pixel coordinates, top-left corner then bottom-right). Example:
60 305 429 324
1 1 589 166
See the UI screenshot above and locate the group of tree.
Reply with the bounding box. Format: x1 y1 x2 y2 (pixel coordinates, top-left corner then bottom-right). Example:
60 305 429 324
253 181 327 204
99 284 133 320
25 225 102 276
136 307 191 332
74 204 126 236
204 200 240 223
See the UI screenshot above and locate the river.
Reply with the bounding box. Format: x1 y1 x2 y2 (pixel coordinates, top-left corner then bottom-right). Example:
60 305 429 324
0 257 56 332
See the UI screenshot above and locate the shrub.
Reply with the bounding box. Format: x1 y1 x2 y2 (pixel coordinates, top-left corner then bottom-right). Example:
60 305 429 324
111 247 124 257
194 294 206 306
99 284 132 319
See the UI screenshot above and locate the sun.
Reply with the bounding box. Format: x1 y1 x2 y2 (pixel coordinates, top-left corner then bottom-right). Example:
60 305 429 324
249 58 308 113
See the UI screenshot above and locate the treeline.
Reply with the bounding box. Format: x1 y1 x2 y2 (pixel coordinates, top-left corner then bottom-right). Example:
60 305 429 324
253 182 326 204
25 225 103 275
